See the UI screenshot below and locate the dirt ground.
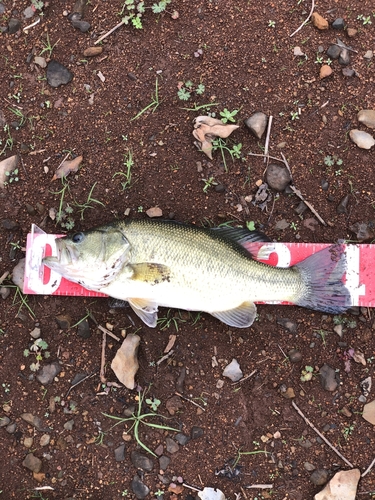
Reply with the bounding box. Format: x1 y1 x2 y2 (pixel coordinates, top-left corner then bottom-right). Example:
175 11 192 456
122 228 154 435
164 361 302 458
1 0 375 498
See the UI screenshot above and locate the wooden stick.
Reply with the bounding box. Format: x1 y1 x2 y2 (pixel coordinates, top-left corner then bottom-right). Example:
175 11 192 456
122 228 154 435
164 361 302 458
94 19 125 45
175 391 206 411
362 456 375 478
0 271 9 286
97 324 120 342
100 330 107 384
292 401 354 468
245 484 274 489
263 116 273 163
290 0 315 37
232 369 257 385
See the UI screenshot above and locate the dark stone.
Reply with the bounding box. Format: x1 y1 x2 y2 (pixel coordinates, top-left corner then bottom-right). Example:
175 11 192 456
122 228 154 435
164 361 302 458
288 349 302 363
46 60 74 88
342 67 356 77
175 432 190 445
36 361 62 385
55 314 72 330
7 18 21 34
22 453 42 473
71 19 91 32
214 184 225 193
2 219 19 230
0 4 6 15
159 456 170 470
326 45 341 60
165 437 179 454
114 443 126 462
338 48 350 66
332 18 345 30
294 201 307 215
319 363 338 392
321 179 329 191
0 416 10 427
310 468 330 486
337 193 350 214
190 426 204 440
130 451 154 471
71 372 88 386
25 203 37 215
127 72 138 81
77 318 91 339
277 317 297 334
131 475 150 500
266 164 292 192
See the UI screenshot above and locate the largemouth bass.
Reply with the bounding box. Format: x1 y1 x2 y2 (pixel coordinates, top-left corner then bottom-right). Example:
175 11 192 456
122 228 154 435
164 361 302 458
42 219 351 328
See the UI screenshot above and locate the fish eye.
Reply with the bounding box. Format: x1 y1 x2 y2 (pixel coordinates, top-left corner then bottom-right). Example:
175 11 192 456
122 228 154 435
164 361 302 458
72 232 84 244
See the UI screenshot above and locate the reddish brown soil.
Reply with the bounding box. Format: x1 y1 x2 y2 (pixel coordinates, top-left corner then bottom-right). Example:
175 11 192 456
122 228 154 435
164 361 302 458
1 1 375 499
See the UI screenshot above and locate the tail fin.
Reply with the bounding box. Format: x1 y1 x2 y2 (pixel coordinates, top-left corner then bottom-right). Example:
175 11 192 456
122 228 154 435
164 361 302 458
295 244 351 314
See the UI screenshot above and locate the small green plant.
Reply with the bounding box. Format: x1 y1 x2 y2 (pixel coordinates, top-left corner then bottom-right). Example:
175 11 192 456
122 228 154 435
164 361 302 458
2 383 10 394
211 138 242 172
202 176 217 193
103 389 178 456
219 108 239 123
121 490 128 497
357 13 372 25
268 19 276 28
290 111 299 121
39 32 58 57
132 78 160 120
300 365 314 382
113 150 134 191
5 168 19 184
246 221 256 231
8 107 26 127
233 447 271 467
0 125 14 156
177 80 205 101
290 221 298 231
315 54 324 64
324 155 343 168
333 315 357 329
31 0 44 11
119 0 172 28
155 490 164 497
24 338 50 372
146 397 161 411
157 309 186 331
73 182 104 220
342 423 355 440
51 178 74 229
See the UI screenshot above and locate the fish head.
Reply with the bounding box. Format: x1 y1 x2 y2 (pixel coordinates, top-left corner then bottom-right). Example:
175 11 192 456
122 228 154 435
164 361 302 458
42 226 130 289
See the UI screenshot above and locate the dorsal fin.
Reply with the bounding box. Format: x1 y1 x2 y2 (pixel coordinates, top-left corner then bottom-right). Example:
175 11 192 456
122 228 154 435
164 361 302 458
211 227 271 258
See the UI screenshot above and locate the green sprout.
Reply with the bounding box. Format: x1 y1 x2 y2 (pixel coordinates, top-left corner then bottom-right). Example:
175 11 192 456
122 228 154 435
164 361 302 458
132 78 160 120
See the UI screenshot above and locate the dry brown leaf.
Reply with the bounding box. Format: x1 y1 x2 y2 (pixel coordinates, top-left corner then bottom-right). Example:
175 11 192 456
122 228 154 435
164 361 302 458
209 123 240 139
353 349 366 366
164 334 177 353
52 155 83 181
192 116 239 159
194 115 224 128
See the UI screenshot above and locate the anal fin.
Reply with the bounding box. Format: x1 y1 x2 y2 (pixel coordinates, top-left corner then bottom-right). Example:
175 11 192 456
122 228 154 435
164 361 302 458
210 301 257 328
128 298 159 328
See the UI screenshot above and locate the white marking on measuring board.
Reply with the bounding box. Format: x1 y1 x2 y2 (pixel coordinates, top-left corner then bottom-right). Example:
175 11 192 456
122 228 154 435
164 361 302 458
345 245 365 306
257 243 291 267
25 234 62 294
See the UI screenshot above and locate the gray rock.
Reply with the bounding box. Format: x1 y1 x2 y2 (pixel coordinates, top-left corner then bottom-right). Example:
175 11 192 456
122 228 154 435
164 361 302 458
319 363 338 392
191 426 204 440
337 194 350 215
275 219 289 231
321 179 329 191
288 349 302 363
310 468 330 486
40 434 51 447
71 19 91 32
266 163 292 191
71 372 88 385
23 6 35 18
64 419 74 431
131 451 154 471
364 50 373 60
332 18 345 30
22 453 42 473
131 475 150 499
165 437 179 454
358 109 375 129
30 327 41 339
222 359 243 382
304 462 316 471
77 318 91 338
7 18 21 34
244 112 268 139
0 4 6 15
338 48 350 65
159 456 170 471
0 287 10 299
350 129 375 149
277 317 297 334
6 422 16 433
326 45 341 59
0 416 10 427
350 221 374 242
21 413 46 432
342 67 356 77
2 219 19 230
175 432 190 445
114 443 126 462
294 201 307 215
46 60 74 88
36 361 62 385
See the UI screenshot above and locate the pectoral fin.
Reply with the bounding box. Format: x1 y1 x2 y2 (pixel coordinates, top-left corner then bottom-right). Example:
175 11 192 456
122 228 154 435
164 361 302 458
130 263 171 285
210 301 257 328
128 298 159 328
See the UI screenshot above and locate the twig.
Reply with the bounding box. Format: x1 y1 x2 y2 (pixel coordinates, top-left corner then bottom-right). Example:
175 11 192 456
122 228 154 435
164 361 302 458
362 456 375 478
245 484 274 489
263 116 273 163
232 369 257 385
292 401 354 468
100 331 107 384
182 483 201 492
279 154 327 226
248 152 285 163
65 370 98 398
290 0 315 37
156 349 174 366
23 17 41 31
94 19 125 45
97 324 120 342
0 271 9 286
175 391 206 411
54 152 71 174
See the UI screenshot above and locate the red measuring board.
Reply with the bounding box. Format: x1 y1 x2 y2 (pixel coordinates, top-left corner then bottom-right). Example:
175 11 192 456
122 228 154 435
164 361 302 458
23 224 375 307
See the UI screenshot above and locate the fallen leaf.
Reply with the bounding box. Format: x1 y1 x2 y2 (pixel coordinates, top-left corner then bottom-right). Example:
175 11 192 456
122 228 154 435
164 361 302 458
164 334 177 353
0 154 19 188
192 116 239 159
52 155 83 181
111 335 140 389
353 349 366 365
168 484 184 495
